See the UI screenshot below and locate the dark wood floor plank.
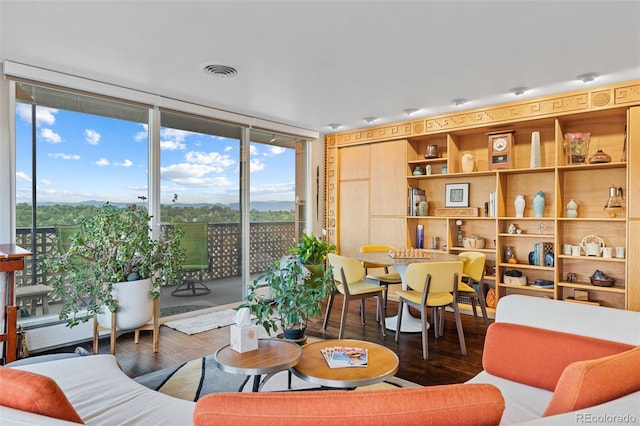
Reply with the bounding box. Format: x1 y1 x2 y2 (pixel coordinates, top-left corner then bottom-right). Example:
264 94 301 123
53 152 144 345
45 295 491 386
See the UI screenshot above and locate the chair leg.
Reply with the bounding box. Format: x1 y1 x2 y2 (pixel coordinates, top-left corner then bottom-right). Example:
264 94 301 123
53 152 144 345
420 307 428 360
451 302 467 356
438 307 445 338
109 312 117 355
338 295 349 339
377 292 386 336
383 284 389 310
322 292 335 330
395 300 404 343
360 299 365 325
470 295 479 324
477 288 490 328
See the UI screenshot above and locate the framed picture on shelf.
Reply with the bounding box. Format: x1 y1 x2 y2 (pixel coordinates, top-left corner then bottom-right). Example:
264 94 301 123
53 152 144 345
445 183 469 208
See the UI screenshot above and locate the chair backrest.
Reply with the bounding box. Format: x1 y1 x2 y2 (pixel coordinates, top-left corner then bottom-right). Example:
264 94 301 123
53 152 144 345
55 225 83 254
359 244 398 269
174 222 209 270
459 252 487 282
328 253 365 284
359 244 398 253
405 261 463 294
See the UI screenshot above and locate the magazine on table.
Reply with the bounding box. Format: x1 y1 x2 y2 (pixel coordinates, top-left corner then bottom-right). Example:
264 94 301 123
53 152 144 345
321 346 368 368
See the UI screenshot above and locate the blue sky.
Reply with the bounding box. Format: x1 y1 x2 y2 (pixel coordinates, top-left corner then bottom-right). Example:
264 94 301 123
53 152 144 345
15 104 296 205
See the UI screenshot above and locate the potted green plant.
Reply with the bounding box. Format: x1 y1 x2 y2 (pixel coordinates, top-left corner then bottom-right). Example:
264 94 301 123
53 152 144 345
288 231 336 288
243 254 333 341
46 203 185 328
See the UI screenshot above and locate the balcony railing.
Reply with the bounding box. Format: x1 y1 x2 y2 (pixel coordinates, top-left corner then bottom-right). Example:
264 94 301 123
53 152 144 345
15 222 296 289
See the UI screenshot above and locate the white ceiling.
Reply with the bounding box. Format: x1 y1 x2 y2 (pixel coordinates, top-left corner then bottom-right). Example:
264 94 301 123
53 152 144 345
1 0 639 135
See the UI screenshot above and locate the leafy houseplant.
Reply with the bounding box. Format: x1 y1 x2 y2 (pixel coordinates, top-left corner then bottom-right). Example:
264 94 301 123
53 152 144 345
46 203 185 327
289 231 337 266
243 255 333 338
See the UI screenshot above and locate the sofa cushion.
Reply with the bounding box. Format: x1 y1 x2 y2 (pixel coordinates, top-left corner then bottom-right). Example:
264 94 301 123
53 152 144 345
543 346 640 416
0 366 84 424
194 383 505 425
482 322 634 391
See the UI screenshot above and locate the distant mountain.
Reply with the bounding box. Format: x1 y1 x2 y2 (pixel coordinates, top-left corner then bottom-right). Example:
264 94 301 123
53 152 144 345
35 200 295 211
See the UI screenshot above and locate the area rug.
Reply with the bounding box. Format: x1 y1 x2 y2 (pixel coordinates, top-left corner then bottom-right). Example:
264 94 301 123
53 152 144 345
163 309 237 335
134 354 421 401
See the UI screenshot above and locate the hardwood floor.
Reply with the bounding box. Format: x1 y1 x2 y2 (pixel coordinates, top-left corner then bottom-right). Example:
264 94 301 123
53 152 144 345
51 296 491 386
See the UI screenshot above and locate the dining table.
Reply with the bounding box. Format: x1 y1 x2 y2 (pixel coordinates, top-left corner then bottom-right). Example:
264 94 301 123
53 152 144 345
346 250 463 333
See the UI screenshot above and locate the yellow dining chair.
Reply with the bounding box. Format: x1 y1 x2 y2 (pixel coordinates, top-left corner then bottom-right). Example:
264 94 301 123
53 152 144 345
394 261 466 360
359 245 402 318
322 253 386 339
458 251 489 327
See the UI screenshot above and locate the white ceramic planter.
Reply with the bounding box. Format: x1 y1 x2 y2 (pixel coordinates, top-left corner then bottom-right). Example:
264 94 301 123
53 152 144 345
96 278 154 330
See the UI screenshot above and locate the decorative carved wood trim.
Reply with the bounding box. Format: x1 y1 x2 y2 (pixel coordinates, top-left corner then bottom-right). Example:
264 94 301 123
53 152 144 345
327 80 640 145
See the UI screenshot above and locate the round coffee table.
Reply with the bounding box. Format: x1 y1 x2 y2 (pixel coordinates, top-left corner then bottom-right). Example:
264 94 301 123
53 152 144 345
291 339 399 388
213 338 302 392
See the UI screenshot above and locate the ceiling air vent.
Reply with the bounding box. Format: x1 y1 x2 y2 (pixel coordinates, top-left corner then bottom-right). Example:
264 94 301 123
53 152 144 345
201 63 239 78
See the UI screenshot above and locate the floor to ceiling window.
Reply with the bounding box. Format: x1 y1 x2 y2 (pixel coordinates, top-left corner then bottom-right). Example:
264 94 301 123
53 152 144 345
11 81 310 339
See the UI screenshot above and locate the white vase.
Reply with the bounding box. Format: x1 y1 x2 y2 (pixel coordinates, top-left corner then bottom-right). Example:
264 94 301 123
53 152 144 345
533 191 545 218
530 131 541 168
461 151 475 173
566 199 578 218
514 194 526 218
96 278 154 330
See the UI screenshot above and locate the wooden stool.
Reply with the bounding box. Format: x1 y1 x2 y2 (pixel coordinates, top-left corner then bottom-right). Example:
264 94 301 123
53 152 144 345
15 285 53 316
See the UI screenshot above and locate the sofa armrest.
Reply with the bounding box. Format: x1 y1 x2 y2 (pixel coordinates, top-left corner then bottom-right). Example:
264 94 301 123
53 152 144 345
194 384 505 426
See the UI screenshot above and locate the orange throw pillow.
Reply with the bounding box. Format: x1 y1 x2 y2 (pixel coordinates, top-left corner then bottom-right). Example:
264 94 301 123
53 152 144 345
543 346 640 417
0 366 84 423
194 384 505 426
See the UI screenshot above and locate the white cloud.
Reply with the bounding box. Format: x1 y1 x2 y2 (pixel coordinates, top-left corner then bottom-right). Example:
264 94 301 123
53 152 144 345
41 128 62 143
269 146 286 155
250 145 258 155
96 158 109 166
16 171 32 183
16 104 58 126
250 158 265 172
85 129 101 145
49 153 80 160
184 151 235 170
224 145 234 152
40 178 53 185
160 127 194 151
117 159 133 168
161 139 186 151
161 162 232 187
134 124 148 142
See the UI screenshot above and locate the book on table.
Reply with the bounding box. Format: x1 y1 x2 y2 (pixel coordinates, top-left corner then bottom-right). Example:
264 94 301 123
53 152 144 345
321 346 368 368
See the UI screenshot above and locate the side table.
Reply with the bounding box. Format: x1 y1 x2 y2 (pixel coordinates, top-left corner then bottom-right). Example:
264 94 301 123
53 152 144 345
291 339 399 388
213 338 301 392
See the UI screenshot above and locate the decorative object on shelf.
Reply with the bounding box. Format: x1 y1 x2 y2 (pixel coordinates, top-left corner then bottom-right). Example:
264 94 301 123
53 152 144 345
564 132 590 164
567 272 577 283
514 193 526 218
456 220 464 246
604 185 624 218
621 125 627 162
508 223 517 234
417 225 424 249
503 246 516 263
463 235 485 249
563 244 572 255
566 199 578 218
434 207 478 216
445 183 469 208
602 247 613 258
441 166 448 174
571 245 582 256
504 269 526 286
616 246 625 258
424 144 440 159
413 166 423 176
530 131 541 168
425 164 432 175
590 269 615 287
533 191 545 218
431 235 439 250
581 235 605 257
461 151 475 173
487 130 515 170
485 288 496 308
588 149 611 164
418 200 428 216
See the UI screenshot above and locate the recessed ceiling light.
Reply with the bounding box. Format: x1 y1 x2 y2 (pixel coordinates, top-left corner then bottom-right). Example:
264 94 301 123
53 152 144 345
363 116 378 123
511 87 528 96
200 62 240 78
328 123 341 130
403 108 419 116
452 98 467 107
577 72 598 83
